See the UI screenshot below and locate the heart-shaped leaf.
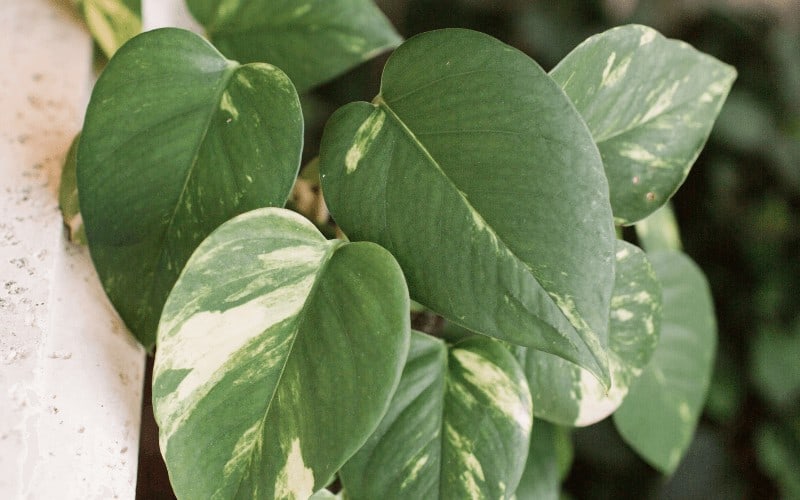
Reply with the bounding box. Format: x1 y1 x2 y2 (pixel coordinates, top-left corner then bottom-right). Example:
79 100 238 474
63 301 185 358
613 250 717 474
77 28 303 349
153 208 410 499
525 240 661 426
550 24 736 224
77 0 141 58
320 29 615 383
340 331 532 499
186 0 402 93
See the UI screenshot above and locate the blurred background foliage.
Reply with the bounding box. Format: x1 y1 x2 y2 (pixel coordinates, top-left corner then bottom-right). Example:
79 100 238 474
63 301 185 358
303 0 799 497
133 0 800 497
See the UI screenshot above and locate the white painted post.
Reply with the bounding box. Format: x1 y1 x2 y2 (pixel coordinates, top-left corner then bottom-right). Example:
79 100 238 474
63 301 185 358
1 2 211 497
0 2 145 498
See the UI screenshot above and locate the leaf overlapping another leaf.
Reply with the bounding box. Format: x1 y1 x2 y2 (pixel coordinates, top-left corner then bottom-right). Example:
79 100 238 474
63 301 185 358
551 24 737 224
77 28 303 348
320 28 616 383
186 0 402 93
341 332 532 499
525 240 662 426
153 208 410 499
613 250 717 474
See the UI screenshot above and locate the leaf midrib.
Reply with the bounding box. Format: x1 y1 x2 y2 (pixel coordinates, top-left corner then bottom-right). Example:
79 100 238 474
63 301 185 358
146 61 239 337
375 96 598 369
230 239 343 497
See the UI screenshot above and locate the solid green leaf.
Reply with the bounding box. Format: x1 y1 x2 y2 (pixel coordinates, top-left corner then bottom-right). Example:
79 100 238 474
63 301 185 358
77 28 303 349
58 133 87 245
341 331 532 499
153 207 410 499
550 24 736 224
614 250 717 474
77 0 141 58
186 0 402 93
525 240 661 426
319 28 615 383
514 420 570 500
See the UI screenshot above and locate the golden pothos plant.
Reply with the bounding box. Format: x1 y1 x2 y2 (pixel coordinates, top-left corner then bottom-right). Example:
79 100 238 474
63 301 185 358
62 1 734 498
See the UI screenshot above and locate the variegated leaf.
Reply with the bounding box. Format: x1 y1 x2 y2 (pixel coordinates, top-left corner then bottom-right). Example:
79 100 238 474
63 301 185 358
550 24 736 224
77 0 141 58
525 240 661 426
340 332 532 499
320 28 615 385
78 28 303 349
614 250 717 474
186 0 402 93
153 208 410 499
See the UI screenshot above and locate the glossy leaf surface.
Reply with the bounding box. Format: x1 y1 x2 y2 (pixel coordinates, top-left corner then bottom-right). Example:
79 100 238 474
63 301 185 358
526 240 661 426
614 250 717 473
551 24 736 224
153 208 410 499
77 28 303 348
320 29 615 383
341 332 532 499
186 0 402 93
